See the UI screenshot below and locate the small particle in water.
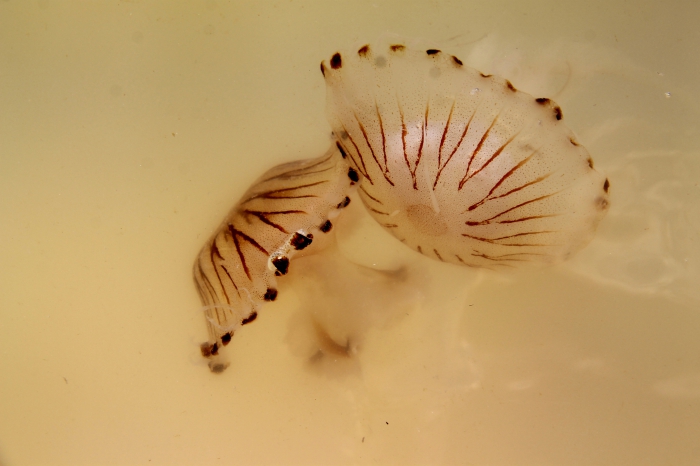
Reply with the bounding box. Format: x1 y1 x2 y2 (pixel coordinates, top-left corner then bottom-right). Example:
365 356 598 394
664 92 671 98
470 88 480 95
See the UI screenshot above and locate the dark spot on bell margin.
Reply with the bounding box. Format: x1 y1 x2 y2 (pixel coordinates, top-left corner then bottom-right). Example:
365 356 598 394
426 49 441 55
320 220 332 233
290 232 313 250
221 332 232 345
320 62 326 76
241 311 258 325
570 137 580 146
336 141 347 158
330 53 342 69
390 44 405 52
603 178 610 193
452 55 463 66
264 288 278 301
358 44 370 57
535 97 563 120
200 342 216 358
553 106 563 120
505 80 517 92
337 196 351 209
272 255 289 275
480 72 492 78
587 158 594 169
200 341 219 357
348 167 359 183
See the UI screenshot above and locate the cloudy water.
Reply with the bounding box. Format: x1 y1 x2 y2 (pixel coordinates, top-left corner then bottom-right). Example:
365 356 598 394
1 1 699 465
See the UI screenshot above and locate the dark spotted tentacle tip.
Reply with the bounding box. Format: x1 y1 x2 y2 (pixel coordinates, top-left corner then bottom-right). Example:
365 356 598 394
320 219 333 233
337 196 351 209
264 287 278 301
358 44 370 57
348 167 359 183
221 332 233 345
390 44 405 52
290 232 313 250
603 178 610 193
480 72 492 78
451 55 463 66
426 49 441 55
330 53 342 69
570 137 581 147
505 80 517 92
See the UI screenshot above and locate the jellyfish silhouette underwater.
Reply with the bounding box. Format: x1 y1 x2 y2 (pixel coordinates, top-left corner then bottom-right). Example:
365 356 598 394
193 41 610 373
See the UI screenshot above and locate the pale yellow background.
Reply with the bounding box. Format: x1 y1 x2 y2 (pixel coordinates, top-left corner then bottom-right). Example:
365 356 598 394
1 1 699 465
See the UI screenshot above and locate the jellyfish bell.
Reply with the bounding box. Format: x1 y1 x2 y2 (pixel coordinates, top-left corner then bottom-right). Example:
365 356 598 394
321 41 610 268
193 145 355 372
193 39 610 372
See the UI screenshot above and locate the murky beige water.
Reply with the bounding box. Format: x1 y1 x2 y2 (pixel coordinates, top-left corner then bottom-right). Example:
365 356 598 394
1 1 699 465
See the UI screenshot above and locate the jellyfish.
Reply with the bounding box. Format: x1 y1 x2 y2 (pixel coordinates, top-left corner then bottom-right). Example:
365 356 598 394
193 40 610 372
321 42 609 267
193 146 356 372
